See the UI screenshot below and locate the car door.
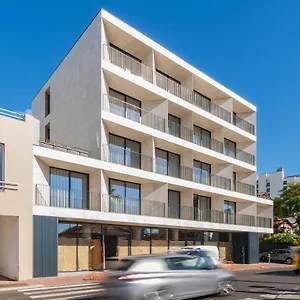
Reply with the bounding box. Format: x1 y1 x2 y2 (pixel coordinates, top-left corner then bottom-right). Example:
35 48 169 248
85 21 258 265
165 257 214 298
270 250 279 261
277 250 288 263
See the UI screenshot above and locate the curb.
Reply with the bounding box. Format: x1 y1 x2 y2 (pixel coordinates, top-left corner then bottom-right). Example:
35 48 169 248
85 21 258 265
0 284 44 292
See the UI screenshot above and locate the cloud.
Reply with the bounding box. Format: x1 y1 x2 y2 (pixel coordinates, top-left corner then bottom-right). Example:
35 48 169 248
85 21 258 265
25 108 32 115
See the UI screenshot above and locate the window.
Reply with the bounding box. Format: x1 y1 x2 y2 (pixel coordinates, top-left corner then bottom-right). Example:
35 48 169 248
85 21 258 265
50 168 89 209
156 148 180 178
193 160 211 185
224 200 236 224
193 194 211 221
45 88 50 117
0 144 4 186
233 172 237 191
283 180 287 185
108 134 141 169
168 190 180 219
266 182 270 187
109 89 141 123
193 90 211 112
193 125 211 149
165 257 206 270
233 112 237 125
45 123 50 141
109 179 141 215
224 138 236 158
168 114 181 138
266 187 270 193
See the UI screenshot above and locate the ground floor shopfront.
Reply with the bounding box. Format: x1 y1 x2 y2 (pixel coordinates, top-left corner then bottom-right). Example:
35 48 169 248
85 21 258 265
33 216 260 278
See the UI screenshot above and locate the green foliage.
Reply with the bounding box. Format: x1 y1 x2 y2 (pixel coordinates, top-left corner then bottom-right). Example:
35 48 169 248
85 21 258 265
274 183 300 226
260 232 300 246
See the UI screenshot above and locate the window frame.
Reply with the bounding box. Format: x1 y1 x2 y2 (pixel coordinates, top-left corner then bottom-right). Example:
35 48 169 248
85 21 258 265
109 178 141 215
193 125 211 148
168 114 181 137
156 148 181 177
45 123 50 141
224 138 236 158
45 88 50 117
49 167 90 209
193 159 211 184
168 189 181 219
109 133 142 169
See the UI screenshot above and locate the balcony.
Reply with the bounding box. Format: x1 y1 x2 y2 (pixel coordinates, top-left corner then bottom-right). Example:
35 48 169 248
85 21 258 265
35 187 272 228
155 159 231 190
102 94 255 165
102 144 153 172
36 185 101 210
103 44 255 135
103 44 153 84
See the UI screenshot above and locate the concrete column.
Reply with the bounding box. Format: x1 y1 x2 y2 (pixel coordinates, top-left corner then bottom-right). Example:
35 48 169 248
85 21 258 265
100 170 109 212
141 137 155 172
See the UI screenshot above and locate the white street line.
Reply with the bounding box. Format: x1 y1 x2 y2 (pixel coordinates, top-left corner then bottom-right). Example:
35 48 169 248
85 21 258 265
19 282 100 292
27 288 104 299
24 284 102 295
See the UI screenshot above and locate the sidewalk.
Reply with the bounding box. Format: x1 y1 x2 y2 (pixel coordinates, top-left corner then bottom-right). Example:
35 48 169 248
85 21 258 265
0 263 293 290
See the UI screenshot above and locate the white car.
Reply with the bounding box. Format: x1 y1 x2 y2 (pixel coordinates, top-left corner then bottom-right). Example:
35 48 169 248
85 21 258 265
182 246 221 266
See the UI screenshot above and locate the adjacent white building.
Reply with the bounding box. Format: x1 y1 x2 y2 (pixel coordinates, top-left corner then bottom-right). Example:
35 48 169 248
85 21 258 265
0 9 273 280
257 167 300 199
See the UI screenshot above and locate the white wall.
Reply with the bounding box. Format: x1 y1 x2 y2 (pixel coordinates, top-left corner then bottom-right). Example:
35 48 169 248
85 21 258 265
0 216 19 280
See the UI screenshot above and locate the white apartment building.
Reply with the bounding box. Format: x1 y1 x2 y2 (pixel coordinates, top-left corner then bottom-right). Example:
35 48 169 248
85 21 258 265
257 167 300 199
0 10 273 280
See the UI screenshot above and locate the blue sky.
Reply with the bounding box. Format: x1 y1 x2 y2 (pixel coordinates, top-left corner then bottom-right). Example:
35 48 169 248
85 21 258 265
0 0 299 175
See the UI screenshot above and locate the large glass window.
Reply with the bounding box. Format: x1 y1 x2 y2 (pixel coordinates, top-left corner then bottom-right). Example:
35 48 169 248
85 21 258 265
224 200 236 224
0 144 4 186
193 195 211 222
50 168 89 209
186 230 204 246
168 114 181 138
224 139 236 158
109 134 141 169
168 190 180 219
193 125 211 149
193 160 211 185
109 89 141 123
109 179 141 215
156 148 180 178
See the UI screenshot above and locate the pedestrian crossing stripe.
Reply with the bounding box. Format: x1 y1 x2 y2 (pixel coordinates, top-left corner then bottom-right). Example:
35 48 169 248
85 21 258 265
18 282 104 300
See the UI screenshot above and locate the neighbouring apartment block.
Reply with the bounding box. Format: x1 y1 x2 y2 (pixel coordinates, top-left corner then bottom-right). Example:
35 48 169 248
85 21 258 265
257 166 300 199
0 9 273 280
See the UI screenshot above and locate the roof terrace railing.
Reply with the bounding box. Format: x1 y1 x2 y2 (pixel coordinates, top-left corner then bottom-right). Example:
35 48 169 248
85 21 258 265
0 108 25 121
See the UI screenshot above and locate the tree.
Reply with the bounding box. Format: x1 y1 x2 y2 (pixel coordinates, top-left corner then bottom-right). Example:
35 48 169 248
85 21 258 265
274 182 300 231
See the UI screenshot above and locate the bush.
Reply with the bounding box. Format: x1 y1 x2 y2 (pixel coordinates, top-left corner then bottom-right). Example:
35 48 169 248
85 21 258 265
260 232 300 246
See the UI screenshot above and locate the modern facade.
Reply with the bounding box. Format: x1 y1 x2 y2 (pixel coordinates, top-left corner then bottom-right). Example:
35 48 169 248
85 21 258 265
0 9 273 280
257 166 300 199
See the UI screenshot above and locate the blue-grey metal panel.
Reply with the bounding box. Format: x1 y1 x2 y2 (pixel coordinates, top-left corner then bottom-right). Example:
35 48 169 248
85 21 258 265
248 232 259 264
33 216 58 278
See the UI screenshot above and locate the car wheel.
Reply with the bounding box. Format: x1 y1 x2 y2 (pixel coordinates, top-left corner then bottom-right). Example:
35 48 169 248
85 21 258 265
217 281 235 296
143 288 174 300
260 256 268 262
285 258 293 265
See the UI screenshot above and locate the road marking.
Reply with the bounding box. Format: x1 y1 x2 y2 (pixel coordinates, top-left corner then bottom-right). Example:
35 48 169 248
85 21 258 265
26 287 104 299
19 282 100 292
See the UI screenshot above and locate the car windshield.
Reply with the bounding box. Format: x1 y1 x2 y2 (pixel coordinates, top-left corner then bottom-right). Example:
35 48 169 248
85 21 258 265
105 258 136 271
175 249 208 257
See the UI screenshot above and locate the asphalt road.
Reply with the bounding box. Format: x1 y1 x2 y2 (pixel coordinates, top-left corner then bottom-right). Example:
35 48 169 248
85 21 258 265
0 268 299 300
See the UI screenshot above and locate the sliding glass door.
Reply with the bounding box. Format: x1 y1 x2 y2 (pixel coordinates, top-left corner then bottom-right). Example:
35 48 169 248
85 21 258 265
50 168 89 209
109 179 141 215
